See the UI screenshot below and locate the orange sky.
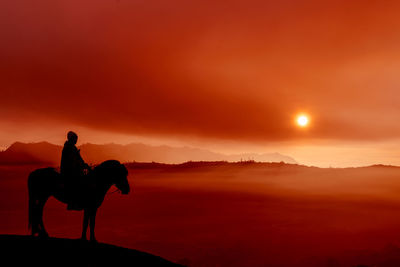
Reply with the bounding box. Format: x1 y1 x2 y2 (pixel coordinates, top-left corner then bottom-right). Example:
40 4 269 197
2 0 400 166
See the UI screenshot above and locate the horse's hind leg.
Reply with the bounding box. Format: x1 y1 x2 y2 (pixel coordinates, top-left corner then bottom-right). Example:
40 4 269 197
81 209 89 240
29 197 40 236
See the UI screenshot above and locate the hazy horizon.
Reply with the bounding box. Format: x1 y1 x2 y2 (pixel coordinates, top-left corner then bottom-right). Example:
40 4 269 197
2 137 400 168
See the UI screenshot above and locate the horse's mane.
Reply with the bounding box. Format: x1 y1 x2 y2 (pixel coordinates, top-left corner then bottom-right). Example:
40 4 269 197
93 160 127 176
94 160 122 170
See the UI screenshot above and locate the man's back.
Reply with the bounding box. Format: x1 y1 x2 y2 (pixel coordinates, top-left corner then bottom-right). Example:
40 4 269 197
60 140 84 178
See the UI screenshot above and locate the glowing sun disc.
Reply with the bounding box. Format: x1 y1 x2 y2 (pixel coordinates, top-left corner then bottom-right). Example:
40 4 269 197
297 115 309 127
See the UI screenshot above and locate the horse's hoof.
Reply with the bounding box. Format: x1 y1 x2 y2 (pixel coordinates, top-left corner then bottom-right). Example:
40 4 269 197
38 234 49 239
90 238 97 243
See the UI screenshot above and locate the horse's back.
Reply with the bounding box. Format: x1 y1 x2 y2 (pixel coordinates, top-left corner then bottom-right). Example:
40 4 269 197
28 167 61 188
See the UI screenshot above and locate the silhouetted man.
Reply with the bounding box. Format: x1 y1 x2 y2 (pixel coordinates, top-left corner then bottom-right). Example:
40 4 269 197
61 131 90 210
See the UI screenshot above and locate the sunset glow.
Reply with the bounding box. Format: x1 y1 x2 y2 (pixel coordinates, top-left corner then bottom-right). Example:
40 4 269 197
4 2 400 267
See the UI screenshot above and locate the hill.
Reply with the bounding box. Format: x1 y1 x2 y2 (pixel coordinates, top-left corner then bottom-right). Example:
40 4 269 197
0 141 297 165
0 141 59 165
0 235 183 267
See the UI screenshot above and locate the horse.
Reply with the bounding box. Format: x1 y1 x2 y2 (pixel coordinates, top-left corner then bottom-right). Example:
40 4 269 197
27 160 130 242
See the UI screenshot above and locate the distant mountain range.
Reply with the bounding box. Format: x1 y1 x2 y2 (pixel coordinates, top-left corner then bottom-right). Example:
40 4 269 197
0 141 297 165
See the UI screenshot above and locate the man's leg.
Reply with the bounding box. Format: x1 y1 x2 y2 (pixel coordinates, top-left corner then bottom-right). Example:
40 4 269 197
66 179 77 210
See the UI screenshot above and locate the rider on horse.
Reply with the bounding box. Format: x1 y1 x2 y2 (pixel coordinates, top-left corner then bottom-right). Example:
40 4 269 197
60 131 90 210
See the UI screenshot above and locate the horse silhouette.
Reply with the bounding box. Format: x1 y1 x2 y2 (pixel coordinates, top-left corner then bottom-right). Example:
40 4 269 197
28 160 130 242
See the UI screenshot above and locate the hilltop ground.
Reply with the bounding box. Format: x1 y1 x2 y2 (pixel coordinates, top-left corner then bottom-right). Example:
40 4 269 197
0 235 182 267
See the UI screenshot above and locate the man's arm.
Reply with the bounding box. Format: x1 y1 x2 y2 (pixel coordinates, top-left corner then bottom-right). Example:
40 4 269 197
77 149 90 169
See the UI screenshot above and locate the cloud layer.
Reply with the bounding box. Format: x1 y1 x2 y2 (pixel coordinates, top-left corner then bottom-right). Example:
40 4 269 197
2 0 400 143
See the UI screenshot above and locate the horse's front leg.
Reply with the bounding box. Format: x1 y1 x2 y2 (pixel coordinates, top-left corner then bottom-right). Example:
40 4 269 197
81 209 89 240
89 208 98 242
38 198 49 238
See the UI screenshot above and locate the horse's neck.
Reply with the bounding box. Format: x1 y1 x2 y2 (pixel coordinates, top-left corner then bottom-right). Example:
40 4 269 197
95 174 114 196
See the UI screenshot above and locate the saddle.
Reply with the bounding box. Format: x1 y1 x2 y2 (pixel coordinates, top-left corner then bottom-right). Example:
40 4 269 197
60 173 94 211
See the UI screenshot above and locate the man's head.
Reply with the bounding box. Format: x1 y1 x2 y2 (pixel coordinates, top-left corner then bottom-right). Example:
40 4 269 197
67 131 78 144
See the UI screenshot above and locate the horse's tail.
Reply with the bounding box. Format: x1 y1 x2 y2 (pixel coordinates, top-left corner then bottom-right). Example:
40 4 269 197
28 172 35 232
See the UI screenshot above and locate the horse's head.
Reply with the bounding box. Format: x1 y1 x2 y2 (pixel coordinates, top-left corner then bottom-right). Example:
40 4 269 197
96 160 130 194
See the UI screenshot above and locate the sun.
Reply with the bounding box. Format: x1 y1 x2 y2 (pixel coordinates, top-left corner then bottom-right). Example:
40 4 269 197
296 114 309 127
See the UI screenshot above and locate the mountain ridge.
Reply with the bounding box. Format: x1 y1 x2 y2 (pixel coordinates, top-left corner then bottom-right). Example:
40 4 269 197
0 141 297 165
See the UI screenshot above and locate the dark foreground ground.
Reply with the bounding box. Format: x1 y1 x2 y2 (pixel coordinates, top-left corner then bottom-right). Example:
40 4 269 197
0 235 183 267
